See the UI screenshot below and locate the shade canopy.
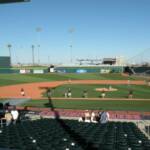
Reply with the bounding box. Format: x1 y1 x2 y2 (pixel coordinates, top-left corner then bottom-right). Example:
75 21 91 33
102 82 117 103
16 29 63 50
0 0 30 4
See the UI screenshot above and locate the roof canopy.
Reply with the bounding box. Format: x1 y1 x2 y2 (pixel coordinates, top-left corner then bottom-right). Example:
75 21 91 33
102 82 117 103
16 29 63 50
0 0 30 4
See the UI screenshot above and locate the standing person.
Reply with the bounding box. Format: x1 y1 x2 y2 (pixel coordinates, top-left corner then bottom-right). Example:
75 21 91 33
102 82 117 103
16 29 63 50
84 110 91 123
4 110 12 126
11 106 19 125
127 79 131 86
20 88 25 96
109 85 112 90
64 91 67 98
67 88 72 98
99 110 109 124
83 90 88 98
101 90 106 98
91 111 97 123
128 89 133 98
47 88 52 99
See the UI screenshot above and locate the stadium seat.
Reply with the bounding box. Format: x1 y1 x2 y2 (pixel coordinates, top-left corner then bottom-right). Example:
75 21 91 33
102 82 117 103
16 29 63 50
0 119 150 150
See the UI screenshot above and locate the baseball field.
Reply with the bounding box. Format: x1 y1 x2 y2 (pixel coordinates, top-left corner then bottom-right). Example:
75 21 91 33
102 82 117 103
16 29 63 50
0 73 150 111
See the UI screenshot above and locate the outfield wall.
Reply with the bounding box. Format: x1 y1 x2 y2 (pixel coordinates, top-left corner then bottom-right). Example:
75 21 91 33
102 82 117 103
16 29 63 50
0 68 18 74
0 69 48 74
0 66 124 74
55 66 124 73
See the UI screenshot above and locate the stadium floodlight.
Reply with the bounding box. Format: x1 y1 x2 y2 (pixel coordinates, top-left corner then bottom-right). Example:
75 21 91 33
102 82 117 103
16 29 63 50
0 0 30 4
36 27 42 65
68 27 75 64
7 44 12 66
31 45 35 66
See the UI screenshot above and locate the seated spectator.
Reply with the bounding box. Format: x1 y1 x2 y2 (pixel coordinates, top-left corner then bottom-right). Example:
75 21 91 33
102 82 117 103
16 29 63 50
99 110 109 124
4 110 12 126
84 110 91 123
78 116 85 122
11 106 19 125
91 111 97 123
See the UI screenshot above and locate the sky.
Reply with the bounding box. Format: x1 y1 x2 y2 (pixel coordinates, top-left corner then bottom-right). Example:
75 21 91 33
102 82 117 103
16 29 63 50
0 0 150 64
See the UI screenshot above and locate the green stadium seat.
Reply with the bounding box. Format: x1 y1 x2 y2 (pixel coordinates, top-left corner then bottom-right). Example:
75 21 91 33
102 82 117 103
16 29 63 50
0 119 150 150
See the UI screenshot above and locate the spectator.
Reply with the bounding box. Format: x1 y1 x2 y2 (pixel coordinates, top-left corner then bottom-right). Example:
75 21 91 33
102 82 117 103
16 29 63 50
11 106 19 125
99 110 109 124
78 115 85 122
4 110 12 126
91 111 97 123
84 110 91 123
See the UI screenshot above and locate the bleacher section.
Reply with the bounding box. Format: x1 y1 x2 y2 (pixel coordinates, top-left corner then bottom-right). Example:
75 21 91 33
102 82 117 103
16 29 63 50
124 66 150 76
0 119 150 150
133 67 150 75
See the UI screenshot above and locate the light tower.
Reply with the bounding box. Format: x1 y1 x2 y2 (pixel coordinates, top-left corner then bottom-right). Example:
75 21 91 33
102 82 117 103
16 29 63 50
68 28 75 64
31 45 35 66
36 27 42 65
7 44 12 66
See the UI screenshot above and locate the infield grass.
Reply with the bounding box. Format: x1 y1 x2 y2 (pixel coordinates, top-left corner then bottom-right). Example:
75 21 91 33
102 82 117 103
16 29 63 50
42 84 150 99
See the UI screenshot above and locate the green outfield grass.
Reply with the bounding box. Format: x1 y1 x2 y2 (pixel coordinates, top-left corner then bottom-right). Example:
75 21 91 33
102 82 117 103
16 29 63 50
43 84 150 99
0 73 145 86
20 99 150 111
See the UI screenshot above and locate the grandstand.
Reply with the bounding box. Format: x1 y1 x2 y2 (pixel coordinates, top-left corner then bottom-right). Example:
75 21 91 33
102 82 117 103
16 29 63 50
124 49 150 76
0 118 150 150
0 1 150 150
124 66 150 76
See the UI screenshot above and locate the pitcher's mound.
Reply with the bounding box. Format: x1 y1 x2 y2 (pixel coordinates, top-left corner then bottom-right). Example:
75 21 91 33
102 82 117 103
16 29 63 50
95 87 118 92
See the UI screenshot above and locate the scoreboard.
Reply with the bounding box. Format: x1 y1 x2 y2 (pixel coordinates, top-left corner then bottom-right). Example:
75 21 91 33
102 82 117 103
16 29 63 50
0 56 11 68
